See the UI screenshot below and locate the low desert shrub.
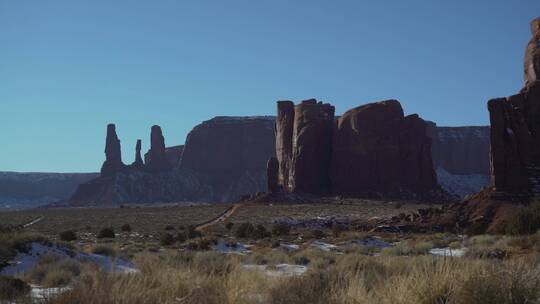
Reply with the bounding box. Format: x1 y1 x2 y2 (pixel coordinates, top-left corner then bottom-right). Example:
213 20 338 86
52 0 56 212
120 224 132 232
59 230 77 242
160 232 175 246
97 228 115 239
506 202 540 235
310 229 324 239
25 254 80 287
234 223 255 238
271 223 290 236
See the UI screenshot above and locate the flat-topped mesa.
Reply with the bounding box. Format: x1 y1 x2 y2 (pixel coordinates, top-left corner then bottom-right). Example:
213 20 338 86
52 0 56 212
330 100 437 195
100 124 125 176
131 139 144 169
525 17 540 88
144 125 172 171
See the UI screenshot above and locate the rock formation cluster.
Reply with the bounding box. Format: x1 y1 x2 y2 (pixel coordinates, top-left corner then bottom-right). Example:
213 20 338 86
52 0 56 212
488 17 540 196
69 117 276 206
272 99 439 198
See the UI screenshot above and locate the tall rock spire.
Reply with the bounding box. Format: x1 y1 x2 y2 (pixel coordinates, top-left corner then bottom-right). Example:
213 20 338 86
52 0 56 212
131 139 144 169
100 123 125 176
144 125 172 171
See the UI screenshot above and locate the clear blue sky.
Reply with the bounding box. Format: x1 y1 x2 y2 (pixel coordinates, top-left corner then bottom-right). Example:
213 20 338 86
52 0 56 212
1 1 539 172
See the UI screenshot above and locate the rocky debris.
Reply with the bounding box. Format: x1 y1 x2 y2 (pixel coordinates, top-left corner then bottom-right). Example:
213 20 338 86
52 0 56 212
429 124 490 175
100 124 125 176
131 139 144 169
266 157 279 193
330 100 437 197
378 187 528 234
525 17 540 88
144 125 172 171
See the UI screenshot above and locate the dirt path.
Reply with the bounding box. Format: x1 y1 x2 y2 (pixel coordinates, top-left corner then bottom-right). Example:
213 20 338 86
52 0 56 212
194 204 243 232
22 216 44 228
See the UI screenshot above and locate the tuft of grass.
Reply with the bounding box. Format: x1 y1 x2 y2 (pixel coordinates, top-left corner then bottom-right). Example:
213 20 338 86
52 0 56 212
25 254 80 287
91 245 116 257
506 202 540 235
0 276 31 301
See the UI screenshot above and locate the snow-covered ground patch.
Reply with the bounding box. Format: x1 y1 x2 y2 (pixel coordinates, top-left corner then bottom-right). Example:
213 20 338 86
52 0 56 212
436 167 489 198
310 240 338 252
429 247 467 257
279 243 299 252
0 242 138 276
30 284 72 303
213 240 252 255
243 264 307 277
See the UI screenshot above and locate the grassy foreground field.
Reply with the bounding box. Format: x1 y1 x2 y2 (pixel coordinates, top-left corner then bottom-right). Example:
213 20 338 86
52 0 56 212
2 201 540 304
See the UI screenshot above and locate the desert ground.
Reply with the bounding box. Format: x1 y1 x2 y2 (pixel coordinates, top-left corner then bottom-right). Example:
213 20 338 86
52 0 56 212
2 200 540 304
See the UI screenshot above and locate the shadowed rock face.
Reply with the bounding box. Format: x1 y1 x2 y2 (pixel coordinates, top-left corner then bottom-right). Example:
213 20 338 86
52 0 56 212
100 124 125 176
429 125 490 175
131 139 144 169
489 85 540 193
330 100 437 195
267 157 279 193
179 116 276 202
288 99 335 194
144 125 172 171
488 17 540 195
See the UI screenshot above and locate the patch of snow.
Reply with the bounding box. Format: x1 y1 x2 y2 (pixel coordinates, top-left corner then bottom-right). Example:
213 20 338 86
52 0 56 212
0 242 138 276
436 167 490 198
30 284 72 303
310 240 338 252
243 264 307 277
429 247 466 257
213 240 252 255
279 243 299 252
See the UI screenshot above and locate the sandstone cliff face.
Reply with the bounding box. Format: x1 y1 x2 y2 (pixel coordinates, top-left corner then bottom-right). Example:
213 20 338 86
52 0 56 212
486 17 540 195
288 99 335 194
272 99 439 198
275 101 295 191
330 100 437 196
488 85 540 194
179 116 276 202
431 126 490 175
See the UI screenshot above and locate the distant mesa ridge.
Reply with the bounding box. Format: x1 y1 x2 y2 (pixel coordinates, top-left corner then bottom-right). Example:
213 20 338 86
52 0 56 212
66 106 489 206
